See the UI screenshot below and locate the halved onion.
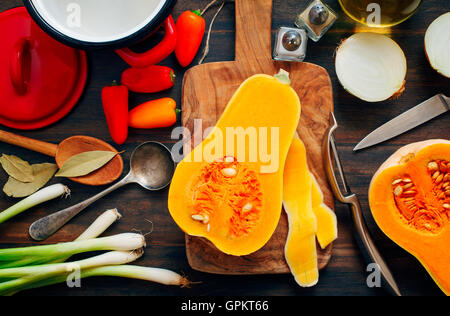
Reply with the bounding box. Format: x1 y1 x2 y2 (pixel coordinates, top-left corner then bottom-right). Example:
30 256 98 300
335 33 407 103
425 12 450 78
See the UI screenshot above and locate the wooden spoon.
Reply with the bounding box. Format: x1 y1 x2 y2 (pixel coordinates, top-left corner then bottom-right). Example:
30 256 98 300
0 130 123 186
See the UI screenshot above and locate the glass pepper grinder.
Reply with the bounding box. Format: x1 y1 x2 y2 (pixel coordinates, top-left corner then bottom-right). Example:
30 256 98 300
295 0 337 42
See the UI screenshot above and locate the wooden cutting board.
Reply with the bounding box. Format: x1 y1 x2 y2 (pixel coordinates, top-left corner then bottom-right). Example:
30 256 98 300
181 0 334 274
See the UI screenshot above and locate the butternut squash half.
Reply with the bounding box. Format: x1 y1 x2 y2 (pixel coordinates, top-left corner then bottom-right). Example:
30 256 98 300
168 73 301 256
369 140 450 295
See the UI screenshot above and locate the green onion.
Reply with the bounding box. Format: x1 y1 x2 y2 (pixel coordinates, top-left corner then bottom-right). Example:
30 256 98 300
0 249 144 279
0 209 123 269
0 233 145 262
0 250 144 295
75 209 122 241
49 209 123 264
0 210 191 295
1 265 190 296
0 184 70 224
81 265 191 287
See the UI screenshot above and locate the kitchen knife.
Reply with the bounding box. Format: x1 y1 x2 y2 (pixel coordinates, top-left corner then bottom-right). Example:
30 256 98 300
354 94 449 151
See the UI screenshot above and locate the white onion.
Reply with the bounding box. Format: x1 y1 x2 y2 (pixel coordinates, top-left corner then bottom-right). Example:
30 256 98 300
335 32 407 103
425 12 450 78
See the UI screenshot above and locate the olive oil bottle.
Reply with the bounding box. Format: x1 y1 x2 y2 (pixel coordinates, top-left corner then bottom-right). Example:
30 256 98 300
339 0 422 27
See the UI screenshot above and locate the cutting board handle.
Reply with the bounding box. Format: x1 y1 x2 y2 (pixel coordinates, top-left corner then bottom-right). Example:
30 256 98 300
235 0 273 63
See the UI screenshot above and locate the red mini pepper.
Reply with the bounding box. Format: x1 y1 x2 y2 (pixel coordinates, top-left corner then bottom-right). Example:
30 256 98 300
101 82 129 145
116 16 177 68
175 10 206 67
129 98 179 129
121 65 175 93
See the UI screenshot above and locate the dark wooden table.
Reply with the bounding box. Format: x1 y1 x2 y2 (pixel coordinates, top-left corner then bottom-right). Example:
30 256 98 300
0 0 449 296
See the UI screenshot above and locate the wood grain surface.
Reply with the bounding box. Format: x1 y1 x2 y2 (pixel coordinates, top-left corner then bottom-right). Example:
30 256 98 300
183 0 334 275
0 0 449 296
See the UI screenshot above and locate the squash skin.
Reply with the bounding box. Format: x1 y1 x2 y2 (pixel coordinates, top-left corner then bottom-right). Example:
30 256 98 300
283 137 318 287
168 74 301 256
283 137 338 286
311 174 338 249
369 140 450 295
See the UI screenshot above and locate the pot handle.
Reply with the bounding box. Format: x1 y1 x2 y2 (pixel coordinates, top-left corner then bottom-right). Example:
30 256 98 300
116 15 177 68
10 38 31 95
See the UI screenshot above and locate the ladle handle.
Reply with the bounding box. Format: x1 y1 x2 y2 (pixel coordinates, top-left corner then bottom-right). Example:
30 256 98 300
29 175 132 241
0 130 58 157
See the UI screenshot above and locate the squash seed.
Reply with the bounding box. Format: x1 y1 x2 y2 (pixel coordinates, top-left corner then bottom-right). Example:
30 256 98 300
392 179 403 185
224 156 235 163
428 161 438 171
222 168 237 177
242 203 253 212
192 214 205 222
403 183 414 190
394 186 403 196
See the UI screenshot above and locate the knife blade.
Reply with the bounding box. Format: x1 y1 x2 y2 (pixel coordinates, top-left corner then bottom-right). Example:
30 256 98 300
354 94 450 151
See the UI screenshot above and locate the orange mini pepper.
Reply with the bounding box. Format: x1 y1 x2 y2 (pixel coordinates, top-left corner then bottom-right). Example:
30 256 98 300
129 98 180 129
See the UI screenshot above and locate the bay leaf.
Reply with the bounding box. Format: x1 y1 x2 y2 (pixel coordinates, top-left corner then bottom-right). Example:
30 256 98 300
3 163 58 198
55 151 118 178
0 154 34 183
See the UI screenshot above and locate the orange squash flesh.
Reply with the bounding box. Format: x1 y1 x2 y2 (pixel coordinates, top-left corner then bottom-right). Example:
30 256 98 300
369 140 450 295
168 74 301 256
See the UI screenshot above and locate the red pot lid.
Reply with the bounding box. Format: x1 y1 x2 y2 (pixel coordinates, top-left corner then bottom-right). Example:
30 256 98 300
0 7 87 130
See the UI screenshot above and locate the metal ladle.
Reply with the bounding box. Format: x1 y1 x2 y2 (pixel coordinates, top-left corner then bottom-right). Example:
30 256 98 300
29 142 176 241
